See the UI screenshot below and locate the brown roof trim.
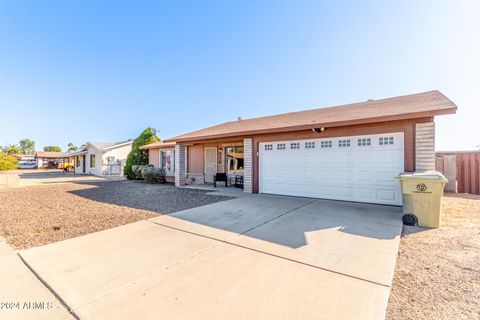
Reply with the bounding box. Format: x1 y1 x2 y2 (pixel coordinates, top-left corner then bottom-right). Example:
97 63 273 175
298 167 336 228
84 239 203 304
164 90 457 143
437 150 480 154
165 109 455 143
140 141 176 150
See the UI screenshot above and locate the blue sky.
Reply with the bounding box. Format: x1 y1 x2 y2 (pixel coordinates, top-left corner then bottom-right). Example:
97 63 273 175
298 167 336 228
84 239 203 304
0 1 478 151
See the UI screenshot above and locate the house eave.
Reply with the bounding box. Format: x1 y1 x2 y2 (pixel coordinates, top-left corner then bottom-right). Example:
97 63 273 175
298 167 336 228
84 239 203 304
164 109 456 143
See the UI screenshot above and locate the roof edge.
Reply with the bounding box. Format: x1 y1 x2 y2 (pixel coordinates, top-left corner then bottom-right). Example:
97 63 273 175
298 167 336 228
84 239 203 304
165 108 456 143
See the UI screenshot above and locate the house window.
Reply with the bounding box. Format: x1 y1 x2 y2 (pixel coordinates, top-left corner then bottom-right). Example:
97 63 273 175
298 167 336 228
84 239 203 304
338 139 351 147
305 141 315 149
264 144 273 151
89 154 96 168
225 146 244 174
106 156 116 165
160 150 175 176
321 140 332 148
379 137 394 145
290 142 300 149
357 138 371 146
76 156 80 167
277 143 286 150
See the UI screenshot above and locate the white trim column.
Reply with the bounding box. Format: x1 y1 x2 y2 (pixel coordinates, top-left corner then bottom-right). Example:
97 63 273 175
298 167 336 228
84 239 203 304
175 144 186 186
243 138 253 193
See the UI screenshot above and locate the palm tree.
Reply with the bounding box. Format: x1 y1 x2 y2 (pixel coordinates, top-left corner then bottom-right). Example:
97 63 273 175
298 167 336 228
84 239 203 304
5 144 21 155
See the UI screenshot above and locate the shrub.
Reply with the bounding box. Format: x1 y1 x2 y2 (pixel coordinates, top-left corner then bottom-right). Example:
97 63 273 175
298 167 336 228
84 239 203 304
0 153 18 171
124 128 159 180
131 164 151 180
142 167 166 184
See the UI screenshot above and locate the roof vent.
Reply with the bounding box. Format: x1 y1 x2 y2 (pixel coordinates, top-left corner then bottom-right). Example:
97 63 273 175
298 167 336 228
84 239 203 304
237 116 243 121
367 99 375 102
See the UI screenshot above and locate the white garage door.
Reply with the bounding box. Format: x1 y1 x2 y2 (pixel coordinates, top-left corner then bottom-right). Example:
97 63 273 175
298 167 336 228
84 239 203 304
259 133 404 205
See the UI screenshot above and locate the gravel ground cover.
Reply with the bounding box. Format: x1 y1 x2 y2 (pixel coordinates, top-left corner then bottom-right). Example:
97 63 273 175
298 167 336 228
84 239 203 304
386 193 480 320
0 181 232 249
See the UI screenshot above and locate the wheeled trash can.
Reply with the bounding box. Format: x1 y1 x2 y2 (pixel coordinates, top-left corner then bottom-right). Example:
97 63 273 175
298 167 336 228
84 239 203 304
396 172 448 228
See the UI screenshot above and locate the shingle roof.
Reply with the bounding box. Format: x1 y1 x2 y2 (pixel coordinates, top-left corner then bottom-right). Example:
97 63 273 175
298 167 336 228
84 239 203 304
165 90 456 142
35 151 65 158
140 141 176 149
89 140 132 150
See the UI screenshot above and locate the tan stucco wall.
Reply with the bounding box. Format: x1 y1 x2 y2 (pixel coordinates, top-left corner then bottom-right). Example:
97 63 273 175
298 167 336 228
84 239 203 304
148 148 160 168
187 145 204 174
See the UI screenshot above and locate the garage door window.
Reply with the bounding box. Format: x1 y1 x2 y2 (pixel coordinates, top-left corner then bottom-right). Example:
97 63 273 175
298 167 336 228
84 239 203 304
357 138 371 146
277 143 286 150
379 137 394 145
305 141 315 149
290 142 300 149
264 144 273 151
338 139 351 147
320 141 332 148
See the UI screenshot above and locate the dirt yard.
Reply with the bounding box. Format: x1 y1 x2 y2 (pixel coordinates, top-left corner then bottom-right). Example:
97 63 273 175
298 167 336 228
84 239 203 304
0 181 231 249
386 193 480 320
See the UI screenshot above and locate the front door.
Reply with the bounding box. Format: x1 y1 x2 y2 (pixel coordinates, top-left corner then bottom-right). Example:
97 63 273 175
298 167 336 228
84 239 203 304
204 147 217 183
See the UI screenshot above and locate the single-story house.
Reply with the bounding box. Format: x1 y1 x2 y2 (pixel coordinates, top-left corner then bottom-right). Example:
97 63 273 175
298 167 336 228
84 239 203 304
143 90 456 205
70 140 133 176
34 151 66 168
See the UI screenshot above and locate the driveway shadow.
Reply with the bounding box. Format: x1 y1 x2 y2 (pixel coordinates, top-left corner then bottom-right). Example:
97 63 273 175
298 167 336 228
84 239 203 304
155 196 404 248
68 179 403 248
68 180 233 214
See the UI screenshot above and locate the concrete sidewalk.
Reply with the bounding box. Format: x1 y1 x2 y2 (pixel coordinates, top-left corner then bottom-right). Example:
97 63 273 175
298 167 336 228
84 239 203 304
19 196 403 320
0 237 72 319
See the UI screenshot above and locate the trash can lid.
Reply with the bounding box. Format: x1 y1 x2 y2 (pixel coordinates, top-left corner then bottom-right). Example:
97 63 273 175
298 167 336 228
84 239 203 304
396 171 447 181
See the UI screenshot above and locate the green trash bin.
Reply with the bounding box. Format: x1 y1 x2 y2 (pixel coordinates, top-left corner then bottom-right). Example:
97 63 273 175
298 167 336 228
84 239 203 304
396 171 448 228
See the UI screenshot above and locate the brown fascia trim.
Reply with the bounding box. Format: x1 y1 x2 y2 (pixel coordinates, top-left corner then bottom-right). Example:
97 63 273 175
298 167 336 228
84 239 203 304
141 145 175 150
165 108 456 143
437 150 480 154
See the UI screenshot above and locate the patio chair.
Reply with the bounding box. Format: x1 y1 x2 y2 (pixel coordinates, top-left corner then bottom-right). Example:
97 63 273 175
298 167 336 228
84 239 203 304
234 175 244 189
214 173 228 187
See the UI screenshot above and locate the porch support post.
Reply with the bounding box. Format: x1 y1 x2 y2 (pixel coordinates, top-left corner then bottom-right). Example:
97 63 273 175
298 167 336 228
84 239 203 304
175 144 186 187
243 138 253 193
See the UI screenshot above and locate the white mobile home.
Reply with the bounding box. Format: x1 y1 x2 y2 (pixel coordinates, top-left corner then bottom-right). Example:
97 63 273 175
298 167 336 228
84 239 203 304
71 140 132 176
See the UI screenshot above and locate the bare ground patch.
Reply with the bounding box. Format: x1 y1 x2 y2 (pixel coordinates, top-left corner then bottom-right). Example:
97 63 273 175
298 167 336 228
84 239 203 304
386 193 480 320
0 181 231 249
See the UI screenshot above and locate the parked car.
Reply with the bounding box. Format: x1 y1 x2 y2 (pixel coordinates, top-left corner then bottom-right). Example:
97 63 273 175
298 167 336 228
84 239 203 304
18 161 38 169
61 163 74 172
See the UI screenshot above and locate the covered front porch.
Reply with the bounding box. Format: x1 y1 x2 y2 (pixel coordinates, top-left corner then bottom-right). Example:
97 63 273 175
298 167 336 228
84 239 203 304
174 138 253 193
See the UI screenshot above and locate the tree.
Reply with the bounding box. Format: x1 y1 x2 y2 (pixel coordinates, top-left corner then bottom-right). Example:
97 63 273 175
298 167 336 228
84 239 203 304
3 144 21 155
0 152 18 171
43 146 62 152
124 128 159 179
67 143 78 152
19 139 36 155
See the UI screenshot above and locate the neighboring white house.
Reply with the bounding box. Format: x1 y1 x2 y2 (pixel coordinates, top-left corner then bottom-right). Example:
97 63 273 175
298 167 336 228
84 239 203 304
70 140 133 176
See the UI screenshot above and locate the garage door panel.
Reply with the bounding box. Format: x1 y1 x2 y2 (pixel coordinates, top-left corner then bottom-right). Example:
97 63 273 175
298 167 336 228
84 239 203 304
376 171 398 183
356 170 374 182
376 189 397 202
259 132 404 205
354 188 374 200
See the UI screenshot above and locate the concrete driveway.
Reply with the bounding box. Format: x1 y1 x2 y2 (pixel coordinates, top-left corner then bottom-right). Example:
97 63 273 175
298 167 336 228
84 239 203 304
20 195 403 320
